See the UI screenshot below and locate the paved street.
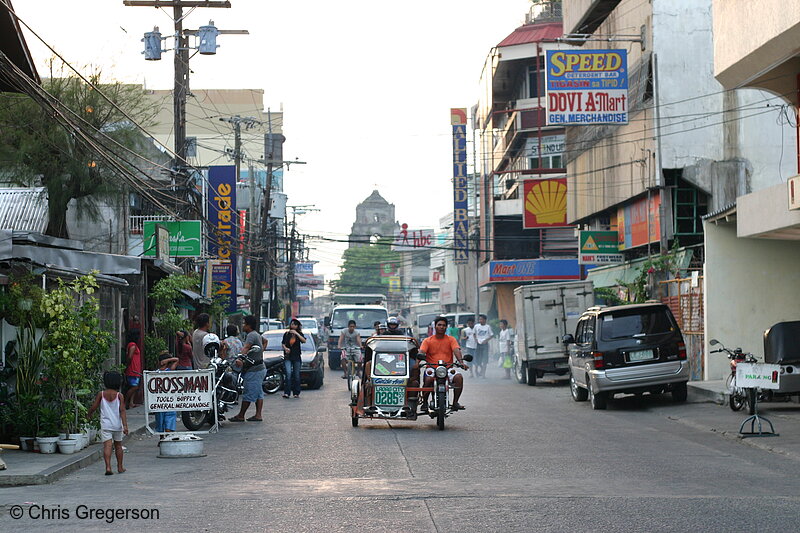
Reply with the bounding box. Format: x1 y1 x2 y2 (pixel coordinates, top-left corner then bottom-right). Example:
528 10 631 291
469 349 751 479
3 364 800 532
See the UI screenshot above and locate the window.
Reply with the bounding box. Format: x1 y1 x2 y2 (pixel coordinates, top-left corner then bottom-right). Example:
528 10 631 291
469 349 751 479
599 309 676 341
528 66 545 99
529 154 564 170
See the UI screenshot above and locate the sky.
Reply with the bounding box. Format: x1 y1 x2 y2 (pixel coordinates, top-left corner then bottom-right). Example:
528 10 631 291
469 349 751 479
13 0 534 281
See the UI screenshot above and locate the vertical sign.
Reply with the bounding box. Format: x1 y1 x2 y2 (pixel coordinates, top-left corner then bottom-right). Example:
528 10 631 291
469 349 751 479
208 165 237 313
451 108 469 264
545 49 628 125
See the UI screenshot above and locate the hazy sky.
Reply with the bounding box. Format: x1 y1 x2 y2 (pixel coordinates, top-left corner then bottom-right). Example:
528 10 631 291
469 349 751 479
14 0 533 280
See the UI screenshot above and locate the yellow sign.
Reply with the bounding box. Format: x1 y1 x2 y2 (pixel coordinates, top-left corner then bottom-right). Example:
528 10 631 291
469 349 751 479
388 276 401 293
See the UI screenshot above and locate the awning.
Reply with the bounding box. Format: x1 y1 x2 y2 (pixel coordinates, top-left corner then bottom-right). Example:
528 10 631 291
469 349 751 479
586 249 694 288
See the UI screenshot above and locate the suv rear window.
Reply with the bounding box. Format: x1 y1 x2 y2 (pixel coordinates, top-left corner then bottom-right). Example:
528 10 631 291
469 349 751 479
599 308 676 341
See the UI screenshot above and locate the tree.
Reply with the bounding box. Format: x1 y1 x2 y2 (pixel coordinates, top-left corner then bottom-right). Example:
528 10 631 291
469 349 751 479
331 241 400 294
0 60 158 238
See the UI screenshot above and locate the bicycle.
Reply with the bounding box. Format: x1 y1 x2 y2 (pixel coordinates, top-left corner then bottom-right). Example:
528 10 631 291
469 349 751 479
342 346 363 391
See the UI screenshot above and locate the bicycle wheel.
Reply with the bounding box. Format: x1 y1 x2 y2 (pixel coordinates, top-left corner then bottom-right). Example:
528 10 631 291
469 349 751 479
347 360 353 391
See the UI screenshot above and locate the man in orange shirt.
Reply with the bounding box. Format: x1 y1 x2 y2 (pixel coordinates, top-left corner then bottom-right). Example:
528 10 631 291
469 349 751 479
419 316 468 411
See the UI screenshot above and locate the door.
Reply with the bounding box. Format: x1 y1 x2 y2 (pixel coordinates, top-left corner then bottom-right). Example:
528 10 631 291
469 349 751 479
570 317 595 386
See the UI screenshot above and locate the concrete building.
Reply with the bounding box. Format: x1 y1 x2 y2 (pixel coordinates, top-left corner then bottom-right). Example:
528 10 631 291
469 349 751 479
474 1 583 327
704 0 800 380
561 0 796 379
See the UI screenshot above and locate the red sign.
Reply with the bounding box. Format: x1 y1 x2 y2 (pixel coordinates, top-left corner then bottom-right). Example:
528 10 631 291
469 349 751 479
617 193 661 250
523 178 568 228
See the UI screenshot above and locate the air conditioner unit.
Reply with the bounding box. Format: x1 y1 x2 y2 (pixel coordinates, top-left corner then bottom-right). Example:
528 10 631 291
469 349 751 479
789 176 800 210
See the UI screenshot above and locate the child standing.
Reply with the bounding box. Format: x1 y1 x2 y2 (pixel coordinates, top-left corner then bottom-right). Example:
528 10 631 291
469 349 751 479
87 371 129 475
155 351 178 434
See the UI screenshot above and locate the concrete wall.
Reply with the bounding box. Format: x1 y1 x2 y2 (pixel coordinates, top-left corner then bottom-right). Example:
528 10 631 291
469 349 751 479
704 221 800 380
712 0 800 105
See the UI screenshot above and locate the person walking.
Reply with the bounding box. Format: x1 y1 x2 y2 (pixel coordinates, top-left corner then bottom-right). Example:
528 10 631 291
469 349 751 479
498 319 513 379
87 371 128 475
282 319 306 398
461 318 477 378
191 313 212 369
175 330 193 370
474 314 494 378
230 315 266 422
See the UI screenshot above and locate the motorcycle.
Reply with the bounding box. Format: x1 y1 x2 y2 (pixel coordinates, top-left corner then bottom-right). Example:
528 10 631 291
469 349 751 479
420 357 472 430
262 354 286 394
710 339 757 414
181 355 242 430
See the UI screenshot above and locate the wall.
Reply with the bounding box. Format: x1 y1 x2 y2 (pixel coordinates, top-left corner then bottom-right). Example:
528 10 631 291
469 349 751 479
712 0 800 105
704 221 800 379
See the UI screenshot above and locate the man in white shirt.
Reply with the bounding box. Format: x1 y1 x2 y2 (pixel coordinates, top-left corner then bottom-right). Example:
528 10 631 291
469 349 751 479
461 317 478 378
497 319 513 379
473 314 494 378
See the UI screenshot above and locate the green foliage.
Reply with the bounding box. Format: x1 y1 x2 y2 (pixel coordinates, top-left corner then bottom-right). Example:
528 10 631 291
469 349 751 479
617 243 682 303
144 334 167 373
0 274 48 327
0 59 158 238
593 287 627 307
150 273 196 340
331 240 400 294
40 272 112 433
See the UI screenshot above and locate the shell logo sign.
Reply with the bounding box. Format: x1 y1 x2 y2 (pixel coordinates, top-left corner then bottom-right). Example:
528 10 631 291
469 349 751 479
523 178 568 228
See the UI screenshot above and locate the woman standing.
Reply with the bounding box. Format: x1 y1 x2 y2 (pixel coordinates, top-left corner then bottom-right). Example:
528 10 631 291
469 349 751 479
123 332 142 409
175 330 194 370
282 319 306 399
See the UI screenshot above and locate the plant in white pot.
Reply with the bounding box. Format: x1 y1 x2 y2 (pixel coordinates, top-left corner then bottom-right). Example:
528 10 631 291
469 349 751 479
35 405 61 454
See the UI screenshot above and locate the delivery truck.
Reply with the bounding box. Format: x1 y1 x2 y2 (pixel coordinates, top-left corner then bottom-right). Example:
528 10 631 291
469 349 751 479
513 281 594 386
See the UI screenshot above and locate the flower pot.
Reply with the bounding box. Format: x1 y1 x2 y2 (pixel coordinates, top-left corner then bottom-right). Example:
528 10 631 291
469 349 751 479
36 437 59 454
57 439 77 454
68 433 83 449
58 432 67 441
88 428 97 444
19 436 35 451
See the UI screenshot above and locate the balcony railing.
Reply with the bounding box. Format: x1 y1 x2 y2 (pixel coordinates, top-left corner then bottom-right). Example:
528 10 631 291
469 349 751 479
129 215 172 235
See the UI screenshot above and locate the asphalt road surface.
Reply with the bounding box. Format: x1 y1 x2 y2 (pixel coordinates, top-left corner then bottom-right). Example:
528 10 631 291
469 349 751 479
3 364 800 532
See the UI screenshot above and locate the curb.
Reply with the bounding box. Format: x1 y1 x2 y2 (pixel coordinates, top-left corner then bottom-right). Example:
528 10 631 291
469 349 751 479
0 423 150 487
687 383 726 405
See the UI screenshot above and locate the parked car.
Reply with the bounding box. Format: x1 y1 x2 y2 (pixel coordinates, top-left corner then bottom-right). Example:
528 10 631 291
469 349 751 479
563 303 689 410
260 319 285 332
296 316 320 340
261 330 325 389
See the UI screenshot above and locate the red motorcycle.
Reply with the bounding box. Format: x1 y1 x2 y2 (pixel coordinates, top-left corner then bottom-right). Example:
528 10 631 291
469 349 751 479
710 339 757 414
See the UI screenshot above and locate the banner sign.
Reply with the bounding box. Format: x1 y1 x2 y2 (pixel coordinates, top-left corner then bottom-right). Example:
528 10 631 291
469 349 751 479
579 230 622 265
388 276 401 293
144 220 202 257
296 274 324 290
526 134 565 158
617 193 661 250
379 262 399 277
392 224 435 252
295 262 314 275
144 369 214 412
483 259 582 284
208 165 237 313
451 108 469 264
545 49 628 125
736 363 781 390
523 178 568 228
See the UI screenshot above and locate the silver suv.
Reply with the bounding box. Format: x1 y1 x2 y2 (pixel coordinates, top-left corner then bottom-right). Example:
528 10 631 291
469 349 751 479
563 303 689 410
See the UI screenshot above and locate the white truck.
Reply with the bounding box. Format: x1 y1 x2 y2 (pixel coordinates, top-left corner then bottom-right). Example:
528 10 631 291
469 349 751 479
324 303 388 370
513 281 594 386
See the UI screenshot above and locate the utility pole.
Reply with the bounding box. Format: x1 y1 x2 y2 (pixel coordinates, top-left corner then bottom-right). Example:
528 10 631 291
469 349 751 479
125 0 244 216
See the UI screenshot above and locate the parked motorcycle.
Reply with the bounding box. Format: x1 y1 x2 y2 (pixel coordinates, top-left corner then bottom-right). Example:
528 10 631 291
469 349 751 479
710 339 757 415
262 354 286 394
181 333 245 431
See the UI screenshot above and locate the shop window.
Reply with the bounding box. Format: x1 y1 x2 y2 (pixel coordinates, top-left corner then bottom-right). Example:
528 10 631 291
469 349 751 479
529 154 564 170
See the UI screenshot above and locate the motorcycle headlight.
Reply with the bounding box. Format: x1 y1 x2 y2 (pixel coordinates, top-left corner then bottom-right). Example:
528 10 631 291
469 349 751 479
435 366 448 379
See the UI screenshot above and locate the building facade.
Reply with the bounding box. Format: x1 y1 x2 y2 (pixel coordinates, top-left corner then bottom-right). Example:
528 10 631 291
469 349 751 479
348 190 400 248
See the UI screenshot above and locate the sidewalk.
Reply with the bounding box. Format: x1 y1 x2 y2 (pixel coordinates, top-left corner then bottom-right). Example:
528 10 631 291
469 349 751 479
0 406 150 487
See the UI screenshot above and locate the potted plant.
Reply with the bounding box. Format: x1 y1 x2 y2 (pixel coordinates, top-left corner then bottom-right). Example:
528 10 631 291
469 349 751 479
35 406 61 454
11 397 38 451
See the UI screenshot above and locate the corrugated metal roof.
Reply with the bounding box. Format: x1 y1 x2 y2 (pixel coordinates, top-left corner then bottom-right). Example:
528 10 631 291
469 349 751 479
497 22 562 48
0 187 48 233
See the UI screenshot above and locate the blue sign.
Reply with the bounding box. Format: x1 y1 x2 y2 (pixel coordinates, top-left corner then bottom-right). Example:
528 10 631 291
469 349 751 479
545 49 628 125
208 166 237 313
484 259 588 284
451 108 469 264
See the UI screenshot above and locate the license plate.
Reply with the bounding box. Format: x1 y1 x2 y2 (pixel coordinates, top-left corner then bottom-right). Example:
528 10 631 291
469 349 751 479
628 349 655 362
375 386 405 406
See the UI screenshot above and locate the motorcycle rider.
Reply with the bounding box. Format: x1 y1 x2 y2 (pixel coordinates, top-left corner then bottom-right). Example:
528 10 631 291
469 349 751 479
420 316 468 412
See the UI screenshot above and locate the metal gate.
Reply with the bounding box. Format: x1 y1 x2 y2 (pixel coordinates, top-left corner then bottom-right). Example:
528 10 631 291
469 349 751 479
660 274 704 381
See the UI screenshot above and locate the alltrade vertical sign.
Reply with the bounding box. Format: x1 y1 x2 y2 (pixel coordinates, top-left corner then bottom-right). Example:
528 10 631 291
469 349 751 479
545 49 628 125
451 108 469 264
208 165 237 313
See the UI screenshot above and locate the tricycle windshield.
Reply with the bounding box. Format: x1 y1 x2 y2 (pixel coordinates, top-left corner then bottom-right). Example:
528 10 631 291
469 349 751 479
372 352 409 377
